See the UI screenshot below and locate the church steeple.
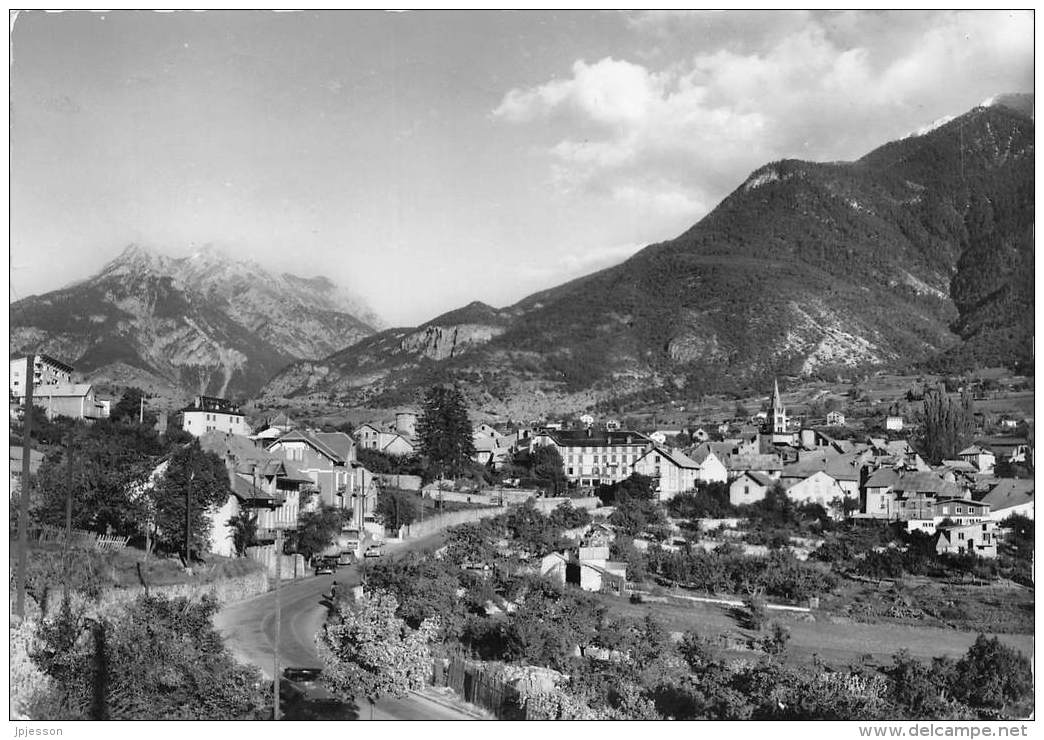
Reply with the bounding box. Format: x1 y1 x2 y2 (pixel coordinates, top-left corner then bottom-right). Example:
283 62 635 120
771 378 787 435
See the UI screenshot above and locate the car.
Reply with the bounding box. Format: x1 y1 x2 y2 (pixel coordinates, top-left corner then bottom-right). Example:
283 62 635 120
314 561 335 575
363 544 383 558
280 667 343 717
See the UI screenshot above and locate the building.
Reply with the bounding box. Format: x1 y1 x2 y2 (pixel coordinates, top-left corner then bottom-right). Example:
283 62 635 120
266 429 375 519
181 396 248 437
782 471 847 511
979 479 1034 520
200 432 315 556
729 471 776 507
826 411 846 426
31 383 109 420
932 497 991 526
535 428 652 487
957 445 996 473
632 446 702 499
769 379 791 443
936 520 997 558
861 467 901 518
9 354 74 398
355 421 417 457
885 416 905 431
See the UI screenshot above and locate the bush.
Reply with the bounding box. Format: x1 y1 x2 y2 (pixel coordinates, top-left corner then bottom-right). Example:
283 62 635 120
744 595 767 630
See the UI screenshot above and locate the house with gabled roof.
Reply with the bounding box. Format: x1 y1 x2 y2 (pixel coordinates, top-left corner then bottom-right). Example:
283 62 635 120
957 445 996 473
729 470 776 507
979 479 1034 521
936 520 997 558
725 452 783 480
633 445 723 499
266 429 359 508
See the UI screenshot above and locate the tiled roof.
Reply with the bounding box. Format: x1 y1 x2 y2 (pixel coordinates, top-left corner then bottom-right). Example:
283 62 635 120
32 383 93 398
958 445 989 456
738 470 776 487
270 430 348 464
547 430 651 448
892 472 961 497
315 432 354 462
865 467 900 488
230 474 284 505
980 479 1034 511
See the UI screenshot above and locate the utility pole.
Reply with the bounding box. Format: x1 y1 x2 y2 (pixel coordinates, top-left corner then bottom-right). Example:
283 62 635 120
185 470 195 570
16 355 35 619
63 429 75 600
273 527 283 721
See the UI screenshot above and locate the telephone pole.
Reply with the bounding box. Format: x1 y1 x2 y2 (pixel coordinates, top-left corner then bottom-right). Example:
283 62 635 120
273 526 283 720
15 354 35 619
185 470 195 570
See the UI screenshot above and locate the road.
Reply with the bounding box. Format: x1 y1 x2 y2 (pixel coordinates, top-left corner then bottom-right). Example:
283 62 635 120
214 530 486 720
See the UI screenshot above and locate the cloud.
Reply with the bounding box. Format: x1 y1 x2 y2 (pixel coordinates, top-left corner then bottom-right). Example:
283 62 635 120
493 11 1033 223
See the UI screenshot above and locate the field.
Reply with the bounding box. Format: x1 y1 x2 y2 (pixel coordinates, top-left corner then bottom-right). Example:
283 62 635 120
592 588 1033 669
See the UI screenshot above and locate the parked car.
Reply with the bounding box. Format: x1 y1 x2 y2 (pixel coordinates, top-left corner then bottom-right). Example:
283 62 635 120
363 544 383 558
314 560 335 575
280 667 343 718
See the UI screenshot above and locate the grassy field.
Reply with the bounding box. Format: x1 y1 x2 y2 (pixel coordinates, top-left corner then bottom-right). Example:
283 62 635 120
592 586 1033 669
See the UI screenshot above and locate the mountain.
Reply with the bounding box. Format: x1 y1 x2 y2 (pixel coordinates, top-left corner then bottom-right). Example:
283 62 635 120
262 96 1033 418
10 245 382 402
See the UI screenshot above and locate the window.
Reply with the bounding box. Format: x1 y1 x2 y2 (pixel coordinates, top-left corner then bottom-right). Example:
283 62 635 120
958 532 965 540
956 506 963 514
567 467 573 475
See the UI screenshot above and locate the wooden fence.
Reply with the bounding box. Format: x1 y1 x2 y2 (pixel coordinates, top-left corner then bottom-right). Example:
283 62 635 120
434 653 526 720
26 524 129 552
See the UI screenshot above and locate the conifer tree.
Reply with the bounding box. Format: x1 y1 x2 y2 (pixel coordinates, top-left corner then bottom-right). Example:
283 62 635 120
416 385 475 480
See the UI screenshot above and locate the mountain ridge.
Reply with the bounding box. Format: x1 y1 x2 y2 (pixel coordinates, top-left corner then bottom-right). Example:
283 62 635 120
262 97 1033 417
9 244 383 402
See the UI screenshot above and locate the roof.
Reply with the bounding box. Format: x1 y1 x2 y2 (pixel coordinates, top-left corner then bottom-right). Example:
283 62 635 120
269 430 348 464
935 497 989 508
269 411 293 426
891 472 961 497
736 470 775 487
230 474 284 505
181 395 243 416
958 445 990 456
865 467 900 488
32 383 93 398
546 429 650 448
10 353 75 374
974 436 1030 451
315 432 354 461
980 479 1034 511
728 453 783 472
643 446 703 469
939 460 978 473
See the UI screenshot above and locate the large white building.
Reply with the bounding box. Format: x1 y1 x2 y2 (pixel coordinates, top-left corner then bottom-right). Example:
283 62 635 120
535 428 653 487
180 396 249 437
10 354 74 399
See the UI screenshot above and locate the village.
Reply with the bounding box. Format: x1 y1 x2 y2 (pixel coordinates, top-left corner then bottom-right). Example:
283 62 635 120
11 352 1034 584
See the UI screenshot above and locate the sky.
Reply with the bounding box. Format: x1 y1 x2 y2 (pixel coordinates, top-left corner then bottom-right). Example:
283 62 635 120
9 10 1035 326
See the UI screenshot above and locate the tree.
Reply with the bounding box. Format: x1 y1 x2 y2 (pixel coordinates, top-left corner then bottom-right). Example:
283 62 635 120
416 385 476 480
919 387 974 464
109 387 157 428
34 419 165 538
291 504 347 561
227 509 259 556
951 634 1034 715
529 445 567 493
30 594 269 720
317 591 439 717
147 440 231 557
376 488 419 532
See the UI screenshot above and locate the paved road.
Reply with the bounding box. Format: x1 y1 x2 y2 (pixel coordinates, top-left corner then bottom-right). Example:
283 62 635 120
214 530 486 720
